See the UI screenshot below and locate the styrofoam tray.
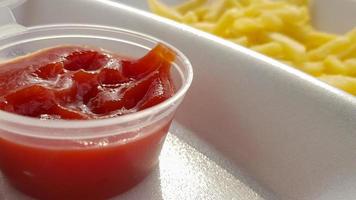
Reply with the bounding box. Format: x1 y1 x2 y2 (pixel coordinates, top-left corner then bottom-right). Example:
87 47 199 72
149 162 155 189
1 0 356 199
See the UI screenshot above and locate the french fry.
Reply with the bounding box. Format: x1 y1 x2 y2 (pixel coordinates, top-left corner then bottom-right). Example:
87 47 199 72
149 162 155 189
213 8 243 36
230 36 249 46
323 56 348 75
345 59 356 77
301 61 324 76
338 43 356 59
305 30 337 50
286 0 309 6
191 22 215 32
148 0 183 21
308 37 350 60
204 0 236 22
259 12 284 31
233 17 264 33
183 11 199 23
319 75 356 95
175 0 207 14
251 42 283 57
268 32 306 63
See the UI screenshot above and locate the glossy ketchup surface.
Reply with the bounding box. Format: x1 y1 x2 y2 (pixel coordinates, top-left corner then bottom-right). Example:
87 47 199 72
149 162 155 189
0 44 176 200
0 44 175 119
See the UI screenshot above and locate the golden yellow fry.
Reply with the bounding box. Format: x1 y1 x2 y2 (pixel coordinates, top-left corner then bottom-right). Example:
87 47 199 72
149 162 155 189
268 32 306 62
245 32 269 45
251 42 283 57
230 36 249 46
319 75 356 95
148 0 183 21
243 1 291 17
240 0 269 6
323 56 348 75
203 0 229 22
213 8 243 36
281 24 311 44
203 0 241 22
193 6 209 19
346 28 356 42
279 60 295 67
191 22 215 32
259 12 284 31
182 11 199 23
273 6 309 24
345 59 356 77
233 17 264 34
338 43 356 59
245 1 287 12
286 0 309 6
301 61 324 76
304 30 337 50
175 0 207 14
308 37 350 60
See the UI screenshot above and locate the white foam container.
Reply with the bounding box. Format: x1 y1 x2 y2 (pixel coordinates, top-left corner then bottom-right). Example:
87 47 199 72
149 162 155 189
1 0 356 199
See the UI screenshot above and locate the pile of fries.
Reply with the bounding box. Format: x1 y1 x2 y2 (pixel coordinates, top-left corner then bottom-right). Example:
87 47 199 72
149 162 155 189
149 0 356 95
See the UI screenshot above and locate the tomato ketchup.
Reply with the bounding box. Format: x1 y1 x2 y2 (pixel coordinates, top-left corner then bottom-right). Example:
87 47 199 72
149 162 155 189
0 44 175 119
0 44 176 200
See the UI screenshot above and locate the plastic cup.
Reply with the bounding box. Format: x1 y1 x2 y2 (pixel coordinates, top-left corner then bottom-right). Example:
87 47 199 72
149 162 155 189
0 24 193 200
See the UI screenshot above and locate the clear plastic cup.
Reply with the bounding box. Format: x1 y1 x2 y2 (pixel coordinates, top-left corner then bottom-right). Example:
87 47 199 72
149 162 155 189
0 24 193 200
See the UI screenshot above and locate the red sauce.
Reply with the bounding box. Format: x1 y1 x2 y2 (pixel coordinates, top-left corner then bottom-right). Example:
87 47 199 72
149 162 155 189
0 44 176 199
0 44 175 119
